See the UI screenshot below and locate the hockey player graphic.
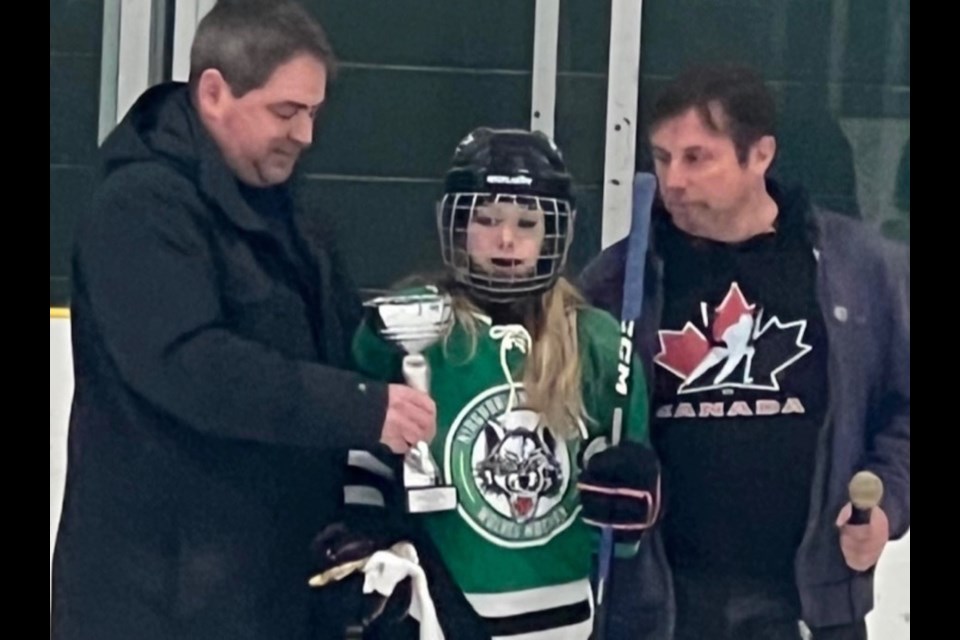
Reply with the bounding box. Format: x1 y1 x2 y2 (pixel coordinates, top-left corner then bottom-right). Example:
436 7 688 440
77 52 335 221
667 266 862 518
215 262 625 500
683 310 756 387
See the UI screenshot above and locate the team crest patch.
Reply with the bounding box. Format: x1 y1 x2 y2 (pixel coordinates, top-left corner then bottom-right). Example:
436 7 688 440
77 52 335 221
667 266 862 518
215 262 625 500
444 384 581 548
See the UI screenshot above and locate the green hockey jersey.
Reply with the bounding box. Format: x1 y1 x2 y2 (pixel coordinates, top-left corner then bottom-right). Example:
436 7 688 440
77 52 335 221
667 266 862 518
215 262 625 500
352 291 649 638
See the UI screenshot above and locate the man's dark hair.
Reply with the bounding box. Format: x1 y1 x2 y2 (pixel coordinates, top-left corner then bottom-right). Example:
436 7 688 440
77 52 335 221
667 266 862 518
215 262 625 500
189 0 338 97
651 63 776 163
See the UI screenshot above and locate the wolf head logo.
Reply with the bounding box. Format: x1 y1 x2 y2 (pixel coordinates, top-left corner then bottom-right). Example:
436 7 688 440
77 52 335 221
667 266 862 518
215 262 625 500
475 409 563 522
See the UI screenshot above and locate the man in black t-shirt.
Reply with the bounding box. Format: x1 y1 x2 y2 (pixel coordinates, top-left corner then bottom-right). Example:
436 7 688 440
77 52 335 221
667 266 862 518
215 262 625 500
579 64 910 640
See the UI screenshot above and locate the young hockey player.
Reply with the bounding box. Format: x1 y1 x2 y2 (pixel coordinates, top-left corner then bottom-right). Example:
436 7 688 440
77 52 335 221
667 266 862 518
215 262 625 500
313 128 660 640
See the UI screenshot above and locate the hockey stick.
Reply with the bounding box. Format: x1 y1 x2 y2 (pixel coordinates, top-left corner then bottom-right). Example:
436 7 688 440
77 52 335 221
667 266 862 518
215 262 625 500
593 172 657 638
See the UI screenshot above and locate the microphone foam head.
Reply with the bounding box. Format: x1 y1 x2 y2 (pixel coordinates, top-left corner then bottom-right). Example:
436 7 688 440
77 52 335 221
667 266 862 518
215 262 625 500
848 471 884 510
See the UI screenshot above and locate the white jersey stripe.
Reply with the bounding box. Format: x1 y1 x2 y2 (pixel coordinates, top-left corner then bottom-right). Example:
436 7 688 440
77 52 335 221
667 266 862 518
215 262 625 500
464 578 591 618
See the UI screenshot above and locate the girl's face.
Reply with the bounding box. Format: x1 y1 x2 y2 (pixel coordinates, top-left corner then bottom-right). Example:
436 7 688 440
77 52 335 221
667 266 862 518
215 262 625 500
466 200 546 278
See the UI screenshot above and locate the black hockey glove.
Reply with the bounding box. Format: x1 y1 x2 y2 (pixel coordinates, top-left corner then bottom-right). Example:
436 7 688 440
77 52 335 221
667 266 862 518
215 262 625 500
577 441 661 541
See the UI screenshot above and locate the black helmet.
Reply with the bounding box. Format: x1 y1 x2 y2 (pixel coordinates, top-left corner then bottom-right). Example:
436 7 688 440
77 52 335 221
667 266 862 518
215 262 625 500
437 128 576 302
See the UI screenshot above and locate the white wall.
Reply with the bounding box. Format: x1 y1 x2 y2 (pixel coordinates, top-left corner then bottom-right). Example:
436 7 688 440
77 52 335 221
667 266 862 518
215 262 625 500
867 532 911 638
48 318 909 636
50 316 73 602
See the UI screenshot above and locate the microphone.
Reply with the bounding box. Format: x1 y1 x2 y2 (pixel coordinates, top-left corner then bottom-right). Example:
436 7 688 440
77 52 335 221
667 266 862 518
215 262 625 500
848 471 884 526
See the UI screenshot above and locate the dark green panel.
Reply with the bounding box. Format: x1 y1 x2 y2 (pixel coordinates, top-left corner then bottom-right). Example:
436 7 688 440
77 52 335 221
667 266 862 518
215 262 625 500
558 0 611 73
306 0 534 70
838 84 909 119
841 1 910 85
51 277 71 308
50 53 101 165
640 0 908 86
50 0 102 304
555 75 607 187
303 68 531 178
567 187 603 272
51 167 94 306
299 178 443 289
50 0 103 55
641 0 830 82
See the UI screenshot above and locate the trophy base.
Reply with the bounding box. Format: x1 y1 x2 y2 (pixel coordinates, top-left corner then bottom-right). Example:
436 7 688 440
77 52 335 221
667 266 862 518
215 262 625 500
406 485 458 513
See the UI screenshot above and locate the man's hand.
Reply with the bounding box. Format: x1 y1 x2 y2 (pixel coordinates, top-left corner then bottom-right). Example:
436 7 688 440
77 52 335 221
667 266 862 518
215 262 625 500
836 503 890 572
380 385 437 453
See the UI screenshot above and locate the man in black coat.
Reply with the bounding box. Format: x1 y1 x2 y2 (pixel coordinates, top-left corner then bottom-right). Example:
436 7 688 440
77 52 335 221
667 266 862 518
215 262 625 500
50 2 435 638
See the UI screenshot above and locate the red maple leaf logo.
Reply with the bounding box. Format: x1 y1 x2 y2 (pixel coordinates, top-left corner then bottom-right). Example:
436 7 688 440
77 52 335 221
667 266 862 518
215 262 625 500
654 323 711 379
712 283 756 342
656 283 759 381
655 282 812 391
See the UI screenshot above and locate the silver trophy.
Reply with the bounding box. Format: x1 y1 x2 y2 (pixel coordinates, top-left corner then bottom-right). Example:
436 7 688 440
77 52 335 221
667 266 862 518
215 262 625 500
365 287 458 514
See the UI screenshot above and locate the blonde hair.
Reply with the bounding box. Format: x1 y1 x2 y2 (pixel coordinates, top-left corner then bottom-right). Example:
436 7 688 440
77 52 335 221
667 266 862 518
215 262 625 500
447 277 589 440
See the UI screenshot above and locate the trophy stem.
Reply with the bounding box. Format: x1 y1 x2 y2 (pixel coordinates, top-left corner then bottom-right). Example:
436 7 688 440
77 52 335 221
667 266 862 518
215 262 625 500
402 354 430 393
